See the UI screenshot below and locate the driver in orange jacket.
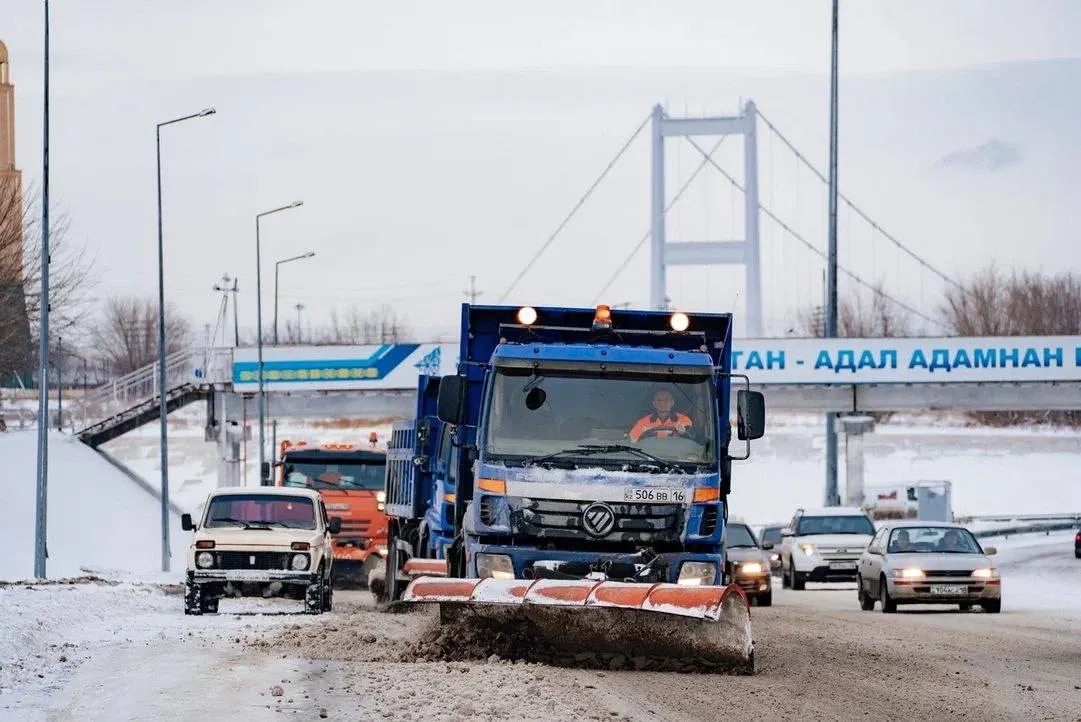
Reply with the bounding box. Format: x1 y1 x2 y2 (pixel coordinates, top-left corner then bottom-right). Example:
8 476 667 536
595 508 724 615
629 389 693 442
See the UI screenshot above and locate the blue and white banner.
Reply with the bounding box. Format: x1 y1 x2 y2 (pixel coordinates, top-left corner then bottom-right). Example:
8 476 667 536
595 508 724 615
232 343 459 391
730 336 1081 384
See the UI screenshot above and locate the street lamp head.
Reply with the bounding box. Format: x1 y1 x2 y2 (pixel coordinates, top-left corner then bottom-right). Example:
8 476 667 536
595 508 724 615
289 200 304 208
199 107 216 117
303 251 315 258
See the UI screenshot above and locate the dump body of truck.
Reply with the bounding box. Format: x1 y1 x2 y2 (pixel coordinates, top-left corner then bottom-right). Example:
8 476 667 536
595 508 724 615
277 440 389 588
382 304 765 671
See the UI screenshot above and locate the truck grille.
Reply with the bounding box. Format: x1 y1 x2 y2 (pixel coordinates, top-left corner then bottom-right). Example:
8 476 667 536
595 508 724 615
699 507 718 537
338 520 370 536
510 498 682 542
215 551 293 570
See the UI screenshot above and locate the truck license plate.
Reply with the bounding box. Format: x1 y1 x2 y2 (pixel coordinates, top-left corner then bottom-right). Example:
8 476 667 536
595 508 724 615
930 584 967 595
623 487 687 503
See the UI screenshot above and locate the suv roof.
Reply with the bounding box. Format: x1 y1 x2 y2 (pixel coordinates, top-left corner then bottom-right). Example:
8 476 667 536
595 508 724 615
797 507 870 517
205 487 323 502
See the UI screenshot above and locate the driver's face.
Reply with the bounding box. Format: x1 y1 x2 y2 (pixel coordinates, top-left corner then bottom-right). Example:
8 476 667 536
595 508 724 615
653 391 674 415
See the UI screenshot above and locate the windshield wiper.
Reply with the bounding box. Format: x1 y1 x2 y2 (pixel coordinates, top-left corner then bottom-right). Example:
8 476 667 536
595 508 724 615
212 517 268 530
528 444 685 474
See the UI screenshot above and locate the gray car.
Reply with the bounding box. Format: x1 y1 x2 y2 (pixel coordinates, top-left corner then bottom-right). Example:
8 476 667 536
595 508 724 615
856 521 1001 613
724 522 773 606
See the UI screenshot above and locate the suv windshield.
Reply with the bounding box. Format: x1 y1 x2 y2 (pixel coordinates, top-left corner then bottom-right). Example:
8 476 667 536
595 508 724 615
796 515 875 536
204 494 316 530
725 524 758 548
484 367 716 466
887 526 983 554
282 460 385 491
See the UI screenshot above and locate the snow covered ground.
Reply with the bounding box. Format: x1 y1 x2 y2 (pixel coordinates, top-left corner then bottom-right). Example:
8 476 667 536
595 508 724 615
0 431 187 583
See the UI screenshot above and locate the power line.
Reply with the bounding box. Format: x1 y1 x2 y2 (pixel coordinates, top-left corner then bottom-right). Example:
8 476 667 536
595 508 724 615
592 135 728 303
753 108 966 294
683 136 944 329
464 275 483 304
499 112 652 302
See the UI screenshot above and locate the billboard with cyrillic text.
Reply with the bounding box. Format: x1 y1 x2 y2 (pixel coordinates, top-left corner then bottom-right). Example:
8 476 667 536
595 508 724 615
729 336 1081 384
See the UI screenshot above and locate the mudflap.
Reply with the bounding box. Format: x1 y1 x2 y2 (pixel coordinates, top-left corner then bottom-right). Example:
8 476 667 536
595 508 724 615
400 577 754 674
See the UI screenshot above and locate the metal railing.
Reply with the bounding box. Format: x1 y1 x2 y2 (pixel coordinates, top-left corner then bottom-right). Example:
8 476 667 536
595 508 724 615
75 347 234 434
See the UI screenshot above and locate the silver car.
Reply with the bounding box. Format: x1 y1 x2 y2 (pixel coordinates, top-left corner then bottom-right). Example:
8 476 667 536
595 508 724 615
856 521 1001 613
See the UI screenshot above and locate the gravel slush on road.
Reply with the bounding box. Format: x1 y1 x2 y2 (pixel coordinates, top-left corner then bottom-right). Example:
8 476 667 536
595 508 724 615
1 533 1079 720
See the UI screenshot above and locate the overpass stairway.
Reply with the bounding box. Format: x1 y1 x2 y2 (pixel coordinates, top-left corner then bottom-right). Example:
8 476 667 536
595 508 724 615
75 349 232 449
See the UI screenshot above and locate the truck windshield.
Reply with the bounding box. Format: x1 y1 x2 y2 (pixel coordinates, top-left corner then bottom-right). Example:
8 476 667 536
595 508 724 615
796 515 876 536
484 367 716 466
204 494 316 530
282 460 385 491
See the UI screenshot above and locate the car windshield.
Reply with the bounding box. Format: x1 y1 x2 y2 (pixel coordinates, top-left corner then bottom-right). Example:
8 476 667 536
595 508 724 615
725 524 758 548
282 460 385 491
760 527 782 545
887 526 983 554
484 367 716 466
204 494 316 530
796 515 875 536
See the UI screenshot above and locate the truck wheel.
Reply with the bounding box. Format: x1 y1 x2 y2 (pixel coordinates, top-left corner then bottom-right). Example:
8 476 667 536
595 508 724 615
184 581 203 616
305 574 325 615
201 597 219 614
448 537 466 578
385 538 404 603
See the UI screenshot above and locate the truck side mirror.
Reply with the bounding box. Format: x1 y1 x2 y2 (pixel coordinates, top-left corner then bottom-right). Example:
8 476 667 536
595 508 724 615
328 517 342 534
437 375 465 425
736 389 765 441
181 513 195 532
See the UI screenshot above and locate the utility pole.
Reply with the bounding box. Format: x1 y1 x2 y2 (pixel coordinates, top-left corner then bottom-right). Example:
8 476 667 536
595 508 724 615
294 303 306 342
231 277 239 346
824 0 841 507
464 275 483 304
55 336 62 432
35 0 52 580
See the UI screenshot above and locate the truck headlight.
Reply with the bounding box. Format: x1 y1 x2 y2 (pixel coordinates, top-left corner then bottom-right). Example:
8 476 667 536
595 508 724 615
678 561 716 585
737 561 765 576
196 551 214 569
476 553 514 579
291 553 310 571
376 490 386 503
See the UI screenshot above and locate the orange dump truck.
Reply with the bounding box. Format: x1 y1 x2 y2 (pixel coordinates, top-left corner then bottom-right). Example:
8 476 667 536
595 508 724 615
275 438 388 589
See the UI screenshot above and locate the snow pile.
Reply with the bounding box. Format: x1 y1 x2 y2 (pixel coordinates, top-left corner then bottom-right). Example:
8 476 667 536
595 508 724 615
0 431 188 582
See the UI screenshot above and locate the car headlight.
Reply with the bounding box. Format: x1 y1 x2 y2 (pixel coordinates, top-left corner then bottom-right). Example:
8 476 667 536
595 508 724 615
196 551 214 569
972 568 999 579
476 553 514 579
737 562 765 576
892 567 924 579
678 561 716 585
291 553 310 571
769 553 780 562
799 543 816 556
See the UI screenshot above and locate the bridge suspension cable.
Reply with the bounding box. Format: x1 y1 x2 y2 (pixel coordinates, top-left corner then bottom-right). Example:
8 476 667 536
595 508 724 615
753 108 966 295
498 112 651 303
592 135 728 304
682 137 944 329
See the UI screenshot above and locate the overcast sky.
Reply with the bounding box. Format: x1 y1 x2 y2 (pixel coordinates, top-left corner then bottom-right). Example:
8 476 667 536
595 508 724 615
5 1 1081 341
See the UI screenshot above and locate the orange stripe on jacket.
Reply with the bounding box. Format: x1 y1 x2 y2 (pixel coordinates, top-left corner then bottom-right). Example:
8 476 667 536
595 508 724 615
629 412 693 442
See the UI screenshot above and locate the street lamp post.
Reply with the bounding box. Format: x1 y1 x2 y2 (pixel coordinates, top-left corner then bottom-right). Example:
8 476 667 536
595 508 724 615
255 201 303 485
824 0 841 507
156 106 215 572
274 251 315 345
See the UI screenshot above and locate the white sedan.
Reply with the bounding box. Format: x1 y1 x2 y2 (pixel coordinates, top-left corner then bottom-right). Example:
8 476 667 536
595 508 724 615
856 521 1001 613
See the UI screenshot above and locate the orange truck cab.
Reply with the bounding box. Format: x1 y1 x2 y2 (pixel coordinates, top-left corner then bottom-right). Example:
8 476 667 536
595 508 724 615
275 439 388 589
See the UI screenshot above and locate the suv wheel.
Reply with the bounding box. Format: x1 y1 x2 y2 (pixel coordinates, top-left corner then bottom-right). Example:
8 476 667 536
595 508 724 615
305 573 326 615
184 581 203 616
781 562 791 589
790 566 806 591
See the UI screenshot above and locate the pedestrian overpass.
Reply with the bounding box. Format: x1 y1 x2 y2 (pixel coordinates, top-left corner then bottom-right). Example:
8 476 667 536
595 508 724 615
75 334 1081 448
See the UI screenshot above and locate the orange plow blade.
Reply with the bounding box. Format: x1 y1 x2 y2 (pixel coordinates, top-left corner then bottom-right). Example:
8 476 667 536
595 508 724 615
401 578 755 673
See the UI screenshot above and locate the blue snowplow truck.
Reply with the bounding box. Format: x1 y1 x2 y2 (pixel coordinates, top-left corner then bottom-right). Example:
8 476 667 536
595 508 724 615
382 303 766 673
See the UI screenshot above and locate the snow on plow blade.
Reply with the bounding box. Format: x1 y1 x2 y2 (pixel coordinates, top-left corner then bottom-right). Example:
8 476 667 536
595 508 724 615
403 558 448 577
402 577 754 673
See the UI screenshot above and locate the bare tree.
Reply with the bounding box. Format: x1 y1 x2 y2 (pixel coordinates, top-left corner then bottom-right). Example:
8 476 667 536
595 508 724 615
316 304 409 345
797 281 915 339
941 264 1081 426
92 296 192 375
0 180 94 381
